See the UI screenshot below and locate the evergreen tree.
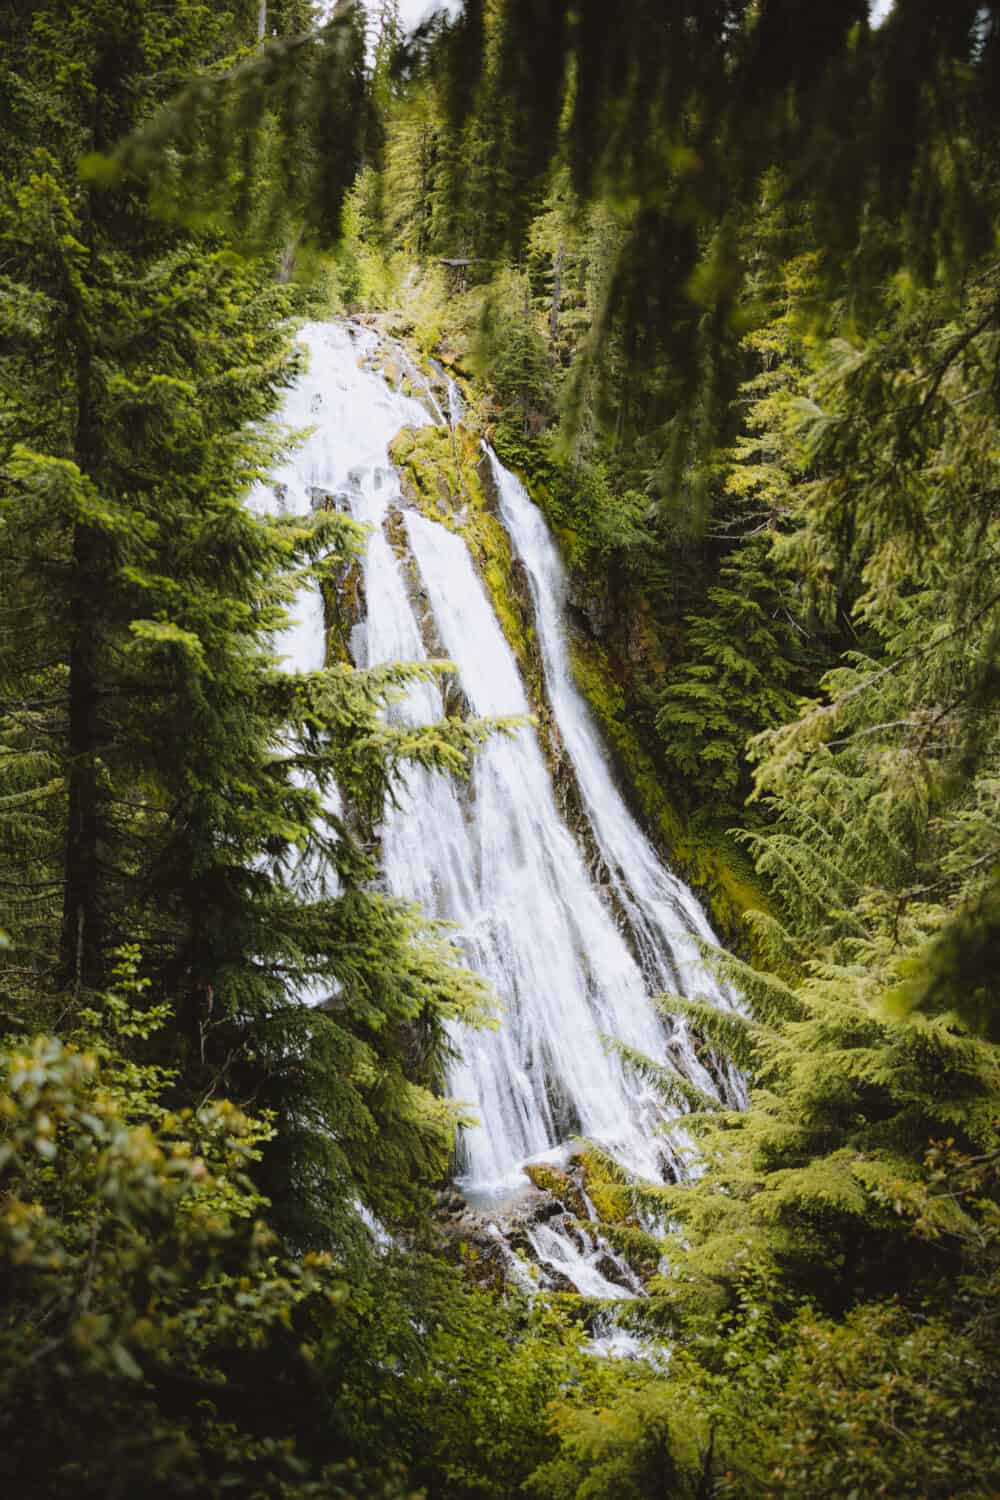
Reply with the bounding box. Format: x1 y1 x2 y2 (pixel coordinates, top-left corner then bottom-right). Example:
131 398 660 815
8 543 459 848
655 537 803 808
5 5 1000 1497
1 966 622 1500
623 255 1000 1315
564 243 1000 1496
0 0 505 1253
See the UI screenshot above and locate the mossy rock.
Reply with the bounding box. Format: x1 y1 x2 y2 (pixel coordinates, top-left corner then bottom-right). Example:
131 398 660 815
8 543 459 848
391 380 770 961
390 424 474 521
577 1150 634 1225
486 434 773 939
321 559 365 667
389 423 545 705
523 1163 587 1218
379 356 401 387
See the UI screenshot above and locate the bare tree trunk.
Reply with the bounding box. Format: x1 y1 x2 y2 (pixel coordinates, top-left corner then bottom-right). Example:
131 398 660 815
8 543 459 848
549 239 565 357
695 1423 716 1500
61 362 104 999
278 227 303 283
61 127 106 999
257 0 267 42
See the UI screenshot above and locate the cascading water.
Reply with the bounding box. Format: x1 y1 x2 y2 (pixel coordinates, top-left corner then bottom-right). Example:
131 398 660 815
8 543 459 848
403 506 680 1192
258 319 738 1300
484 450 744 1103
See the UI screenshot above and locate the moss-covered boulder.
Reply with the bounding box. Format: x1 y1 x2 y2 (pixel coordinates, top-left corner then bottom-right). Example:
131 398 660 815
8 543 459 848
389 423 545 708
523 1163 588 1219
576 1149 635 1226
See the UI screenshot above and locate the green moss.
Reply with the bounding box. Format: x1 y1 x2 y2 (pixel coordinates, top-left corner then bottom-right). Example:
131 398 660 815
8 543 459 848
320 561 364 666
389 424 470 520
389 423 543 698
577 1151 633 1225
523 1164 587 1217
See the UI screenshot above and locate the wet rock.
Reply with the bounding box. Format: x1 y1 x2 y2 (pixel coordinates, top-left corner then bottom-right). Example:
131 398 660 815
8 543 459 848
523 1162 588 1218
321 556 366 665
593 1253 632 1288
434 1187 467 1216
531 1195 564 1225
538 1267 578 1295
568 576 611 637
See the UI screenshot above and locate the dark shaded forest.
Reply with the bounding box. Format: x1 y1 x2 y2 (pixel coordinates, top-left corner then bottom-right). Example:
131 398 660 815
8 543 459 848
1 3 998 1496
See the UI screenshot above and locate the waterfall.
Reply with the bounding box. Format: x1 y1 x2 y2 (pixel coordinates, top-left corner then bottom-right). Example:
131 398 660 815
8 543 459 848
402 508 671 1192
483 450 741 1091
486 447 724 988
258 319 737 1278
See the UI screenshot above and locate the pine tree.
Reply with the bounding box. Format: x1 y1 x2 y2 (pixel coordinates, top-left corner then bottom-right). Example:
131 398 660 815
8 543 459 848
0 0 265 1002
0 0 505 1252
610 254 1000 1318
655 537 803 807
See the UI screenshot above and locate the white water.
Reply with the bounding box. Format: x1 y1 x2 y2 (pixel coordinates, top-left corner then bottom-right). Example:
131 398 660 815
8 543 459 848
525 1219 643 1300
485 451 739 1081
257 319 738 1290
248 412 343 920
403 509 671 1191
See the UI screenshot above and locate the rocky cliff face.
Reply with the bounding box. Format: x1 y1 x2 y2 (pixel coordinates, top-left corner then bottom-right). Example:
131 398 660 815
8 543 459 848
373 343 765 957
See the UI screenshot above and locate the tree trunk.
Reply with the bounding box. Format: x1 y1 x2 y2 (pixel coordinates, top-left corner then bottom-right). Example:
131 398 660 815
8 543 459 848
549 239 565 357
60 217 105 997
58 35 124 1000
61 514 104 997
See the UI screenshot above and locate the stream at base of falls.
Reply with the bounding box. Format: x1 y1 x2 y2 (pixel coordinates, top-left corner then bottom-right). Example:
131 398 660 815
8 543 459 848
255 318 740 1341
